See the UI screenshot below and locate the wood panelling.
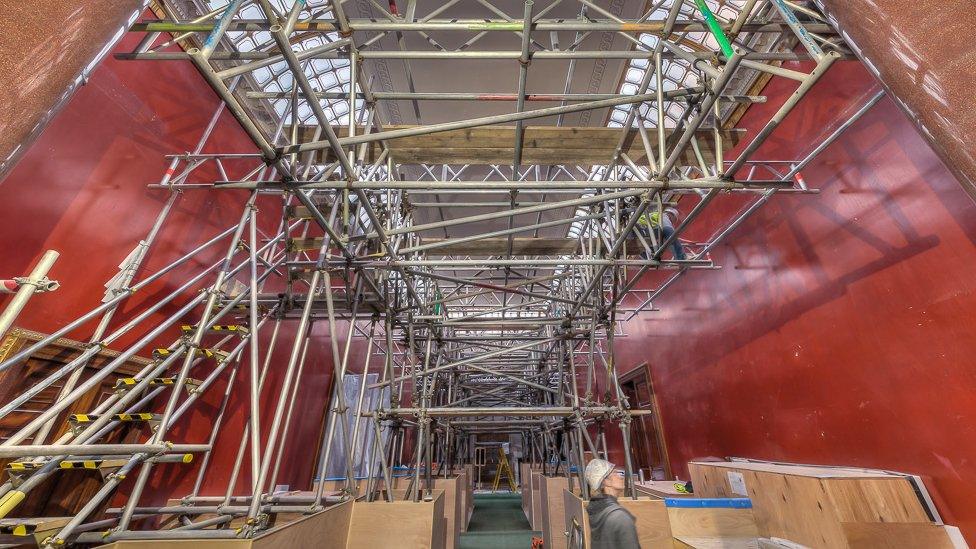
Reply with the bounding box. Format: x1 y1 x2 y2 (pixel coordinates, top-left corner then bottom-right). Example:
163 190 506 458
432 475 463 549
689 461 935 548
347 492 446 549
0 328 151 517
540 476 572 549
104 502 353 549
531 472 544 530
254 503 352 549
563 489 589 549
617 498 673 549
840 522 966 548
667 507 759 539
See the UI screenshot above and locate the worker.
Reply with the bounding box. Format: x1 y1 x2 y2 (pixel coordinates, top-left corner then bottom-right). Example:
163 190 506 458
633 205 687 260
585 458 641 549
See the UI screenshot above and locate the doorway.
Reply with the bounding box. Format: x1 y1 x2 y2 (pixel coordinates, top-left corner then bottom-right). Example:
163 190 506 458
619 362 671 480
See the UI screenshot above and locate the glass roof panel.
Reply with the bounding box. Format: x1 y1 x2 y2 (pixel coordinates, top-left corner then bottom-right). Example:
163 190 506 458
608 0 746 129
207 0 353 125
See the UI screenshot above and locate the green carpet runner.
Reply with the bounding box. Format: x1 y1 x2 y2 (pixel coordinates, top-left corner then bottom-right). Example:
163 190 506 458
459 492 541 549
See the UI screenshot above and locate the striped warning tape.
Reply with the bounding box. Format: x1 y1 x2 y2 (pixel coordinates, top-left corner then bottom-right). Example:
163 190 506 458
0 523 36 536
152 348 226 360
5 462 43 471
113 377 176 389
180 324 249 334
69 413 158 423
58 459 120 470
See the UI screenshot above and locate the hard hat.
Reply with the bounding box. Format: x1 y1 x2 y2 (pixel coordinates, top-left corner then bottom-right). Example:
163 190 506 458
585 458 615 492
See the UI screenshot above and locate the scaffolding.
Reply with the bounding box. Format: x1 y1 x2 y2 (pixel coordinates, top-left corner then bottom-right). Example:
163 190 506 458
0 0 878 545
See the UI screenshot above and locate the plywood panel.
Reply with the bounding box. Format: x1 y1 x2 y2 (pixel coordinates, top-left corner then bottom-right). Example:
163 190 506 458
667 507 759 539
824 478 930 523
104 504 354 549
432 475 463 549
102 541 250 549
462 468 474 530
688 462 938 548
531 473 544 530
253 503 352 549
347 492 445 549
690 464 850 547
521 463 533 518
617 498 672 549
563 489 590 549
673 537 760 548
840 522 967 548
689 461 911 479
541 476 572 549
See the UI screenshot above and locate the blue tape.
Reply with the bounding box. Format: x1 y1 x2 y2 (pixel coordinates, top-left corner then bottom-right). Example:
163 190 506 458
664 497 752 509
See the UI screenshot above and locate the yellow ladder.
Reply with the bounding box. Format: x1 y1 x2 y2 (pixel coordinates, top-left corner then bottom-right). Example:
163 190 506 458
491 446 516 492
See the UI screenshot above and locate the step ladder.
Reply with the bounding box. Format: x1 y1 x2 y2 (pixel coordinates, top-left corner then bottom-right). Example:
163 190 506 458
491 446 516 492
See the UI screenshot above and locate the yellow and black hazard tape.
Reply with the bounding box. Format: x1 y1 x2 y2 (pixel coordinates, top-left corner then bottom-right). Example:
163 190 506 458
0 523 36 536
180 324 249 334
113 377 176 390
115 412 157 422
59 460 107 470
69 413 158 423
5 462 43 472
152 348 177 359
153 348 220 359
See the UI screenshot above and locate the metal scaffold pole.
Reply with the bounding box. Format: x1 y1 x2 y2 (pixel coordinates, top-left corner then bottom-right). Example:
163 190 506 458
0 0 861 543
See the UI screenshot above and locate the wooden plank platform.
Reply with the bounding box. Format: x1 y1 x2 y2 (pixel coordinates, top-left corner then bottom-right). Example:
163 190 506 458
293 125 741 166
422 237 581 256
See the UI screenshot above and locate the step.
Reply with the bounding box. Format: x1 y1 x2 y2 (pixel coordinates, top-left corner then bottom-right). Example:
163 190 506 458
285 202 334 220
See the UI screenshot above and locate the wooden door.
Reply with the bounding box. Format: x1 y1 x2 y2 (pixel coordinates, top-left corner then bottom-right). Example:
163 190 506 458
0 328 152 516
619 362 671 480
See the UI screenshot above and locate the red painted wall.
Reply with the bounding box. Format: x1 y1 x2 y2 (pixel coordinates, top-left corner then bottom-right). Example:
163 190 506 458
0 31 344 503
615 60 976 539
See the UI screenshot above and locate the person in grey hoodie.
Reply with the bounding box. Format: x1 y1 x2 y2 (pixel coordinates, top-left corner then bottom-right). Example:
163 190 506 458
585 458 641 549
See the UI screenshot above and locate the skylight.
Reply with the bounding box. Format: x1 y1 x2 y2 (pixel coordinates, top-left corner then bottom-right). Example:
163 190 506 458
608 0 746 129
208 0 353 125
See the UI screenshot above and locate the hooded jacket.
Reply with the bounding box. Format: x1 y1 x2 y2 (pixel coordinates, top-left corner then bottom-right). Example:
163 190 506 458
587 495 641 549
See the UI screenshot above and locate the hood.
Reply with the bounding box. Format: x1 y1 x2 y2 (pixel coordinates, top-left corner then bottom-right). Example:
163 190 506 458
586 495 620 529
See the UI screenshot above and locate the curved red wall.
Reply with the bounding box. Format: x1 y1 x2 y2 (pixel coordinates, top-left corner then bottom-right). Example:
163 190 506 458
0 31 342 500
616 60 976 540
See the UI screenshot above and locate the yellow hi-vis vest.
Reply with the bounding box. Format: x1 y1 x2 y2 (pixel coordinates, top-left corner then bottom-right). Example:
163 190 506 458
638 210 662 228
